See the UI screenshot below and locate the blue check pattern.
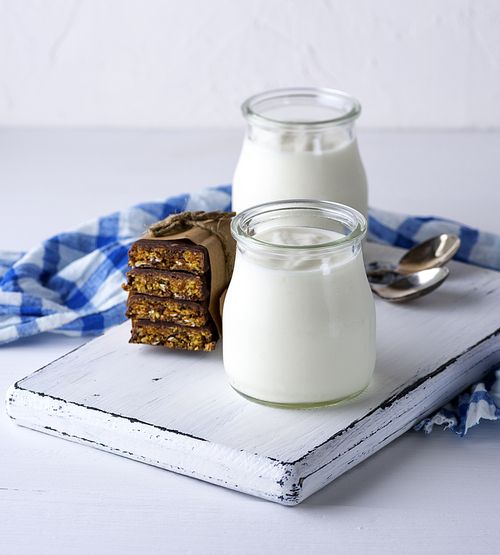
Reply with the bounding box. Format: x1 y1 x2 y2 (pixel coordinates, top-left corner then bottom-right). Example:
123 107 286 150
1 185 498 434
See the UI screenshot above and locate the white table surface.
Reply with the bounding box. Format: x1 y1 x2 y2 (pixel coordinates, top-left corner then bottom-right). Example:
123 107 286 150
1 128 499 554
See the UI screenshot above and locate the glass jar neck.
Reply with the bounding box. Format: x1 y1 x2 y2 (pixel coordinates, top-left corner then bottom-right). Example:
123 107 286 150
231 200 366 269
242 87 361 128
245 121 356 153
241 88 361 152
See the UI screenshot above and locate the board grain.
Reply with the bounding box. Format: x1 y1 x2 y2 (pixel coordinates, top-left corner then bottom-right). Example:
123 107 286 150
6 243 500 505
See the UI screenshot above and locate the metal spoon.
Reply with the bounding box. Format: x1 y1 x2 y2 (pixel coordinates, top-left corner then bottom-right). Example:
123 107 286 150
366 234 461 278
370 267 450 302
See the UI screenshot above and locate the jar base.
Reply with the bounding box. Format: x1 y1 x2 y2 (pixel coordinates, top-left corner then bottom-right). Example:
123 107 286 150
230 385 368 410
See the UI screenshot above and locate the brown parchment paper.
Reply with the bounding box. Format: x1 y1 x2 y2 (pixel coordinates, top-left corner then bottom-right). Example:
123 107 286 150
139 217 235 336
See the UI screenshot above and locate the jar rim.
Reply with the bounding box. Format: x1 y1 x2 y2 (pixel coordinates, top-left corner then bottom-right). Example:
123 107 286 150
231 200 367 253
241 88 362 129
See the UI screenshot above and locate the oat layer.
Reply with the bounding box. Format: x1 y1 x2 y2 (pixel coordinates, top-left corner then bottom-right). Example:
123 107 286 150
126 293 210 328
130 319 217 351
128 238 209 275
123 267 210 301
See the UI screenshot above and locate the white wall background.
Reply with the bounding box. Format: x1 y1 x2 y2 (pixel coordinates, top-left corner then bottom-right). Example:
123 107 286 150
1 0 499 130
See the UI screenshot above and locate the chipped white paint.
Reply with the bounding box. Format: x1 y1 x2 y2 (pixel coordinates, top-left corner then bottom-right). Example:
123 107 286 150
0 1 499 129
6 243 500 504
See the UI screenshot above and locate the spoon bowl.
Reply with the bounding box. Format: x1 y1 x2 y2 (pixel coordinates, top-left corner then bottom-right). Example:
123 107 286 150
370 267 450 302
367 234 460 277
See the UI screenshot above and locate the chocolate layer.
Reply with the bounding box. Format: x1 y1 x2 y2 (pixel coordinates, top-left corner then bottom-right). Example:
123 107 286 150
130 319 217 351
126 293 210 328
123 268 210 301
128 238 209 275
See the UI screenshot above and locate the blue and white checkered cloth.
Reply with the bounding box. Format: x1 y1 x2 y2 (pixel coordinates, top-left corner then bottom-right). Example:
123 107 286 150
1 185 499 435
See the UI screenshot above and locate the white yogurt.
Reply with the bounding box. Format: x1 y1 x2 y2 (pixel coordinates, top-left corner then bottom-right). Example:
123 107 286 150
222 219 376 407
232 133 368 219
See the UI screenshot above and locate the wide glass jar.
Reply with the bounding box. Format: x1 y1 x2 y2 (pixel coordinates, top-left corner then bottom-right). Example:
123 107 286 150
232 88 368 219
222 200 376 409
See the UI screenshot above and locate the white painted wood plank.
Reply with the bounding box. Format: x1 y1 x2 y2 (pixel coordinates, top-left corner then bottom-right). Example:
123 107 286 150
5 243 500 505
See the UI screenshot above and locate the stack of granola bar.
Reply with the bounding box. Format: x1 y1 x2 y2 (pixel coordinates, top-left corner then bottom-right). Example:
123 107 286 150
123 235 219 351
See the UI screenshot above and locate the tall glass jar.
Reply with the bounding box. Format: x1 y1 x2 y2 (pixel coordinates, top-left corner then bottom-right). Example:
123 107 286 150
232 88 368 219
222 200 376 409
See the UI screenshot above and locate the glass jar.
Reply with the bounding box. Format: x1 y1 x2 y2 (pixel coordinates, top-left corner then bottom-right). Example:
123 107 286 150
232 88 368 219
222 200 376 409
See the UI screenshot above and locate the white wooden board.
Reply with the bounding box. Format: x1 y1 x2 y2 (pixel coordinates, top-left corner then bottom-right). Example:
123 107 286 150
6 243 500 505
